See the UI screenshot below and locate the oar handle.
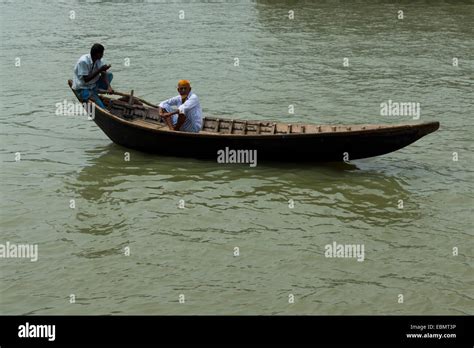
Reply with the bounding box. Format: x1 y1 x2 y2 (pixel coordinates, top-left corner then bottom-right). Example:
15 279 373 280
98 89 129 98
98 89 160 109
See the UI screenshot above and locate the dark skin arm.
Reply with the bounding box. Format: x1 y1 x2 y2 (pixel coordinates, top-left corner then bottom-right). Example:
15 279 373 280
159 107 186 131
84 64 111 83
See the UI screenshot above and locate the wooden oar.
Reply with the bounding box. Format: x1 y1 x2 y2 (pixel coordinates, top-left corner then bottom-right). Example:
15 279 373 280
98 89 160 108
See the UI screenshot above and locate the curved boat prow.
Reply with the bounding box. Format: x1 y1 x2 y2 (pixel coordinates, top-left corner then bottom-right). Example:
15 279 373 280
418 121 440 137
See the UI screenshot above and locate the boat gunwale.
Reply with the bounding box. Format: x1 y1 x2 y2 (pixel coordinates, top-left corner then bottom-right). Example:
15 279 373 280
69 82 439 139
95 102 439 139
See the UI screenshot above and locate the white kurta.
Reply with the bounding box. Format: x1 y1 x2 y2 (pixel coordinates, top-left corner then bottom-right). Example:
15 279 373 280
72 54 106 90
159 92 203 133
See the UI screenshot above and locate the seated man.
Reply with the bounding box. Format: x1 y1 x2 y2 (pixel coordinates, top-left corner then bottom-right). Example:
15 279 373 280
72 43 113 109
158 80 202 133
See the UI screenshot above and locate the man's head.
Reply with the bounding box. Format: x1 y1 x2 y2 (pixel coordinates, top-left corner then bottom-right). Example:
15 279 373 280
90 43 105 62
177 80 191 97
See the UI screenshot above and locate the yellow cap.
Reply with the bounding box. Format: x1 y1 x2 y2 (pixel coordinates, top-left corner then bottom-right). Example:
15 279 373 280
178 80 191 88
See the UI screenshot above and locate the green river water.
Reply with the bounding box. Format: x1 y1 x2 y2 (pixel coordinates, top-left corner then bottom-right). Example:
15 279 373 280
0 0 473 314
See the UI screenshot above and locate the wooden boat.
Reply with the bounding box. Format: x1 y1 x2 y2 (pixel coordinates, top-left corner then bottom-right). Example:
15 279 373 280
68 80 439 162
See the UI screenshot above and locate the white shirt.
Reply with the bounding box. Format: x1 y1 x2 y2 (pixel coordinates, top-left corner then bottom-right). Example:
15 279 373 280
159 92 203 133
72 54 106 90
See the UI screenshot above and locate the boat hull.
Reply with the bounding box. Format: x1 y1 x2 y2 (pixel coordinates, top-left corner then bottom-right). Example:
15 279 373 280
68 81 439 162
92 105 439 162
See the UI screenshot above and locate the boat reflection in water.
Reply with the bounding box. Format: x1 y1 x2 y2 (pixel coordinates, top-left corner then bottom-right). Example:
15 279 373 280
65 144 420 240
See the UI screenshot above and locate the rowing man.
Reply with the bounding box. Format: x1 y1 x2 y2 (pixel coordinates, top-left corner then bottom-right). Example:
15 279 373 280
72 43 113 109
158 80 202 132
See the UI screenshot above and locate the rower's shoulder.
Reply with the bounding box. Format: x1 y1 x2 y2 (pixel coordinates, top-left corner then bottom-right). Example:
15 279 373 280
76 54 90 64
